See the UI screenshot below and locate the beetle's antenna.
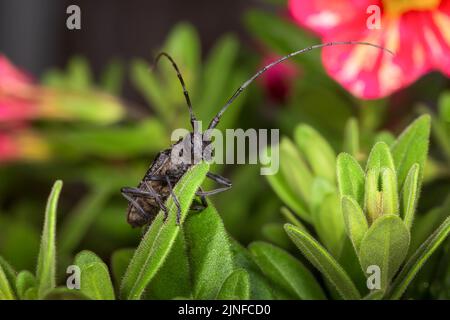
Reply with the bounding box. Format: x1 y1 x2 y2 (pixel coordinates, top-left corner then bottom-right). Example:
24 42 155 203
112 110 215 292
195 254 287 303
154 52 198 131
207 41 393 130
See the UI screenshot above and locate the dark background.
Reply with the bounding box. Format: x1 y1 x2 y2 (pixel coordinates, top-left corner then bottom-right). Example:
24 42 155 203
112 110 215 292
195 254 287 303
0 0 263 78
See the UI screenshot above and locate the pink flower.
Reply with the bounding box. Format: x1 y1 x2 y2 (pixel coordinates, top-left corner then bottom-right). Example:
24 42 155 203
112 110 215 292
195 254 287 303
288 0 450 99
259 54 299 104
0 55 39 122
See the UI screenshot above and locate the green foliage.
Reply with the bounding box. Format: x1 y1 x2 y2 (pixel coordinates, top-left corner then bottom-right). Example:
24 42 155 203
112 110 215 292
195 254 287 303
249 241 325 300
74 251 115 300
36 180 62 299
267 115 449 300
184 203 234 300
120 163 209 300
285 224 360 300
216 269 250 300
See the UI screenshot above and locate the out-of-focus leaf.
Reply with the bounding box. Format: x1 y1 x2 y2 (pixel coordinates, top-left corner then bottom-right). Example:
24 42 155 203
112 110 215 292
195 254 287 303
391 115 430 189
343 118 360 158
244 10 320 69
59 186 112 255
388 217 450 299
16 271 37 300
100 59 124 94
120 163 209 300
271 138 312 220
216 269 250 300
280 207 306 230
295 124 336 182
285 224 360 300
184 203 234 300
409 197 450 254
130 59 171 120
197 34 239 123
66 56 93 90
111 249 134 288
74 251 115 300
359 215 410 291
262 223 293 250
36 180 62 299
249 241 326 300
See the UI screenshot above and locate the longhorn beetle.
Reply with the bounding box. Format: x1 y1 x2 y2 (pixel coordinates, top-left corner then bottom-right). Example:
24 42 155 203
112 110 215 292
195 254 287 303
121 41 392 227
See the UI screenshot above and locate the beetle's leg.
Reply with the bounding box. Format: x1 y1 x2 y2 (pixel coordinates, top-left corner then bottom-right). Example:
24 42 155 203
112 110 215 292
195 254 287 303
146 175 177 182
190 187 208 211
122 186 168 217
198 186 208 207
121 189 151 222
195 172 232 197
142 182 168 218
206 172 232 187
164 175 182 225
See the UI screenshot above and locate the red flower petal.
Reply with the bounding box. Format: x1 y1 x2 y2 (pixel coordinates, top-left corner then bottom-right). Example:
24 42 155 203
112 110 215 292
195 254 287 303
288 0 378 37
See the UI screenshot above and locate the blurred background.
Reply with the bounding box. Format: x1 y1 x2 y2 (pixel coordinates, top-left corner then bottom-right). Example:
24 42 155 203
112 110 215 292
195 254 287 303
0 0 449 299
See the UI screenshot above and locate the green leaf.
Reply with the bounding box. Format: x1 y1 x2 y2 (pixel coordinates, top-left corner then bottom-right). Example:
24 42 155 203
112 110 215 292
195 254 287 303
184 203 234 300
365 168 382 223
402 164 420 229
294 124 336 183
280 207 306 230
342 196 368 252
343 118 360 158
59 186 111 256
230 240 277 299
120 163 209 300
66 56 93 90
359 215 410 291
337 153 365 207
244 10 320 69
74 251 115 300
312 191 345 257
111 249 134 288
380 168 399 216
216 269 250 300
266 138 311 221
388 217 450 299
36 180 62 299
262 223 293 250
43 287 89 300
130 59 171 121
146 232 191 300
366 142 395 173
249 241 325 300
0 263 15 300
439 92 450 122
0 256 16 296
391 115 431 189
285 224 361 300
100 59 124 94
197 34 239 123
16 271 37 300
